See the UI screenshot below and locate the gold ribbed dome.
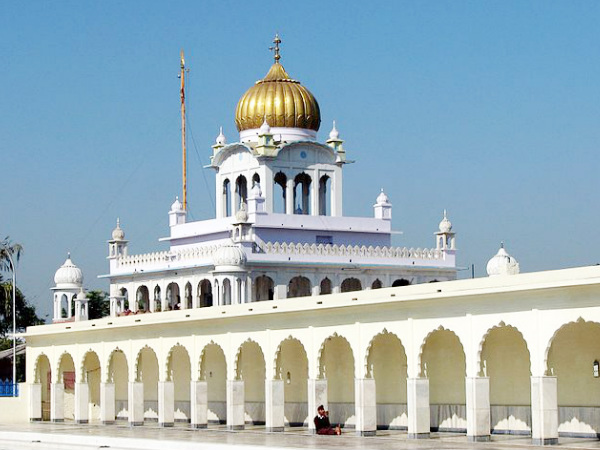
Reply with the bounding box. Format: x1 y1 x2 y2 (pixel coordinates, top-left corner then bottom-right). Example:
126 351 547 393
235 62 321 132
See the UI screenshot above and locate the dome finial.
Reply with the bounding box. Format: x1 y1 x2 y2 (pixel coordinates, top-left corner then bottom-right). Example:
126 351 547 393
329 120 340 140
269 33 281 63
216 126 226 145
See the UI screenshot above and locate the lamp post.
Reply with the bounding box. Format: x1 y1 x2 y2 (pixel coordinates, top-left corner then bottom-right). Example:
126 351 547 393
2 248 16 397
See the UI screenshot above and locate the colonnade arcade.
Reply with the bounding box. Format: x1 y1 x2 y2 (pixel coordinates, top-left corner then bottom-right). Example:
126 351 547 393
112 275 414 314
29 316 600 443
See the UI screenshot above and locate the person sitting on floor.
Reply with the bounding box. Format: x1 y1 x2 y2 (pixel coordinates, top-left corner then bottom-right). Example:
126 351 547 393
314 405 341 435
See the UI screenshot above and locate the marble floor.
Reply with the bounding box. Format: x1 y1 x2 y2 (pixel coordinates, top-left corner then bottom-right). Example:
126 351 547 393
0 423 599 450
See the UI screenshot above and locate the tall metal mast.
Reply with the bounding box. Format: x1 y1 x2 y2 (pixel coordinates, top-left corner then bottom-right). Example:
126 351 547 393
180 50 188 211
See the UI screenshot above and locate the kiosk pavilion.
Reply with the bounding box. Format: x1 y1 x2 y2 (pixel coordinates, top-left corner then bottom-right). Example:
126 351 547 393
21 38 600 446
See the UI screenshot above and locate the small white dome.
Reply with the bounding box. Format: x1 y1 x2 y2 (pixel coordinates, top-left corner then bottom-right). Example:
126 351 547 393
54 254 83 288
439 210 452 233
216 126 226 146
111 218 125 241
235 202 249 223
171 196 183 212
259 117 271 135
487 243 520 276
213 243 247 268
329 120 340 140
76 289 87 301
376 189 390 205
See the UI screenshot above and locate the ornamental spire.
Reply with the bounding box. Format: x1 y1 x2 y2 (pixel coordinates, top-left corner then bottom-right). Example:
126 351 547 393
269 33 281 63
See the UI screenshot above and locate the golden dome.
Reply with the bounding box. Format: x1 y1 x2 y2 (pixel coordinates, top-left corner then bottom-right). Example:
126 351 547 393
235 62 321 132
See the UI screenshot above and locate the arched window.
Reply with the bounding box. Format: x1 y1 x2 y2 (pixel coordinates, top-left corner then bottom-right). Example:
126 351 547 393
254 275 274 301
119 288 129 310
166 283 180 310
184 282 193 309
320 277 332 295
154 286 161 312
392 279 410 287
198 279 213 307
252 173 260 187
136 286 149 311
223 179 231 217
273 172 287 214
371 279 383 289
288 276 311 298
222 279 232 306
341 277 362 293
294 173 312 215
235 175 247 211
61 294 69 318
319 175 331 216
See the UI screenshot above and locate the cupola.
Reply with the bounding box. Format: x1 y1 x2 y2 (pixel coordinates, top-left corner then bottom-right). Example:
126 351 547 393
486 243 520 276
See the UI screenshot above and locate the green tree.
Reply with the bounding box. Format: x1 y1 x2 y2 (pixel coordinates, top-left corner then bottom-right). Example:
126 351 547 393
87 290 110 320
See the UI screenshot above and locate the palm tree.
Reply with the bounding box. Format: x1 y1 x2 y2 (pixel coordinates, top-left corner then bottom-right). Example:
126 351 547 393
0 236 22 273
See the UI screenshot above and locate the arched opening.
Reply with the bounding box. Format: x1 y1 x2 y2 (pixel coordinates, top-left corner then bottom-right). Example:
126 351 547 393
481 326 531 434
252 173 260 187
276 338 308 427
60 294 69 319
371 279 383 289
35 355 51 421
82 351 101 422
320 278 332 295
58 353 75 421
288 276 311 298
421 328 466 432
236 341 266 425
318 175 331 216
235 175 248 211
367 332 407 429
200 344 227 424
293 173 312 215
392 279 410 287
341 278 362 293
273 172 287 214
319 335 354 427
109 350 129 421
222 279 232 306
136 286 149 312
137 347 159 421
168 346 191 421
547 320 600 436
166 282 180 310
223 179 231 217
198 279 213 307
184 282 193 309
253 275 274 301
119 288 129 312
153 286 161 312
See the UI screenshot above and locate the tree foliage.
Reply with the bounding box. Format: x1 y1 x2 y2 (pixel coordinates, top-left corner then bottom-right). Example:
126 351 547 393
87 290 110 320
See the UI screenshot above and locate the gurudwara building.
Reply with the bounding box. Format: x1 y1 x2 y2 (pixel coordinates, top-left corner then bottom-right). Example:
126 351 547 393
18 38 600 445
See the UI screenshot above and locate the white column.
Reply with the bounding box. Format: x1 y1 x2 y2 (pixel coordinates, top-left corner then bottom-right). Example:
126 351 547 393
311 171 319 216
466 377 490 442
311 284 320 296
190 381 208 429
100 382 115 424
29 383 42 421
226 380 245 430
285 179 294 214
74 382 89 424
274 284 287 300
407 377 430 439
355 378 377 436
158 381 175 427
307 379 328 434
128 381 144 426
265 379 285 432
50 383 64 422
531 376 558 445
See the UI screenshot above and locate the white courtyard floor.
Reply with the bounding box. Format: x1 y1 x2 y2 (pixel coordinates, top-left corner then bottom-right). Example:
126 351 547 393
0 423 599 450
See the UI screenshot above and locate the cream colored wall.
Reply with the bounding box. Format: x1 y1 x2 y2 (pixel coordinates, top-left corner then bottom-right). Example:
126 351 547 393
0 384 29 423
321 336 354 403
201 344 226 403
170 346 191 403
139 348 158 402
482 326 531 406
238 342 265 403
548 321 600 407
277 339 308 403
422 329 465 405
368 333 407 404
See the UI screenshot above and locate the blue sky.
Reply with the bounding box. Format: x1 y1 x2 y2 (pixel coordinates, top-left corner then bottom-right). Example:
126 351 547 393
1 1 599 320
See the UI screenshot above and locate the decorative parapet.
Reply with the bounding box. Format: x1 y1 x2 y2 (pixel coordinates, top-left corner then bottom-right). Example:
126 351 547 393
117 245 220 268
255 242 443 260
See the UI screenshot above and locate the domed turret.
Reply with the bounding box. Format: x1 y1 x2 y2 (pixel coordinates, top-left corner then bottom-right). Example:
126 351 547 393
439 210 452 233
235 35 320 142
486 243 520 276
54 253 83 289
112 218 125 241
213 242 247 270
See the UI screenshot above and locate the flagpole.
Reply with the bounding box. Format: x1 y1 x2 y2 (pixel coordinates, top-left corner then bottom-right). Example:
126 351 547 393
180 50 187 211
